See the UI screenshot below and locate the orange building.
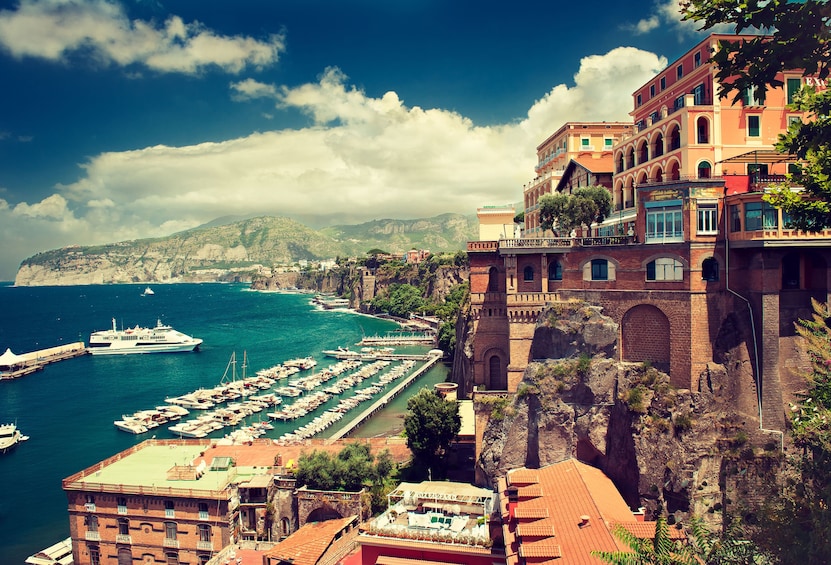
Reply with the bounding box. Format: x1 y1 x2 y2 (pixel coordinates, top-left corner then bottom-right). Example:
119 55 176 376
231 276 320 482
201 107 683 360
468 33 831 433
523 122 633 237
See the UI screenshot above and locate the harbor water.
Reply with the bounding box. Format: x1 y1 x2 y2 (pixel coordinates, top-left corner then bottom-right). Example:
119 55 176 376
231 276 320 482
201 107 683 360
0 282 448 563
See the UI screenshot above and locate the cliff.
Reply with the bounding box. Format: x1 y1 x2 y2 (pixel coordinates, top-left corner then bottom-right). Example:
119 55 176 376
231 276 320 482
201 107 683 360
14 213 476 286
472 301 781 528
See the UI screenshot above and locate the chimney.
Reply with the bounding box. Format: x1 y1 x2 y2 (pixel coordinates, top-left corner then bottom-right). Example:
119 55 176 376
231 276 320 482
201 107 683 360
578 515 591 528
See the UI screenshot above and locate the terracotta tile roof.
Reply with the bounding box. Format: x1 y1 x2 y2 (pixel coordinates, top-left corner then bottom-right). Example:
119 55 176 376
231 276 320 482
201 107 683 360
514 507 549 520
516 521 556 537
517 484 543 499
508 469 539 485
614 521 687 540
519 540 563 558
573 155 614 173
264 516 357 565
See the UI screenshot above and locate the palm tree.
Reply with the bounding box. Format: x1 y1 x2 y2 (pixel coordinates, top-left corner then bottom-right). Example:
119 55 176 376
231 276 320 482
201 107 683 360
592 515 698 565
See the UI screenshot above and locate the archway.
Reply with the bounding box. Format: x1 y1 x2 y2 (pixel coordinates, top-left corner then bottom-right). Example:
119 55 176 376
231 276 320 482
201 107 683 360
622 305 671 372
652 131 664 157
488 353 507 390
487 267 499 292
307 506 343 523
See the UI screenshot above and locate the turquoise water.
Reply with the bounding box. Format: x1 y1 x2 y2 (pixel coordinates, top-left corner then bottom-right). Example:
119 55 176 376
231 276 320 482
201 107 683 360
0 282 446 563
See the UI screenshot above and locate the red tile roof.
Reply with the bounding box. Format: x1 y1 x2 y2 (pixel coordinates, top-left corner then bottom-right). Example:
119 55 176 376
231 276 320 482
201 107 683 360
573 155 614 174
514 507 549 520
517 484 543 499
614 521 687 540
264 516 358 565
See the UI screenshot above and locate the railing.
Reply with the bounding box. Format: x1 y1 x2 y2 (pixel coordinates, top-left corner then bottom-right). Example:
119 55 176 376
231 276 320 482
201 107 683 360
467 241 499 252
499 236 632 249
163 538 179 549
117 506 127 515
729 227 831 242
85 531 101 542
84 503 96 512
197 540 213 551
116 534 132 544
165 508 175 518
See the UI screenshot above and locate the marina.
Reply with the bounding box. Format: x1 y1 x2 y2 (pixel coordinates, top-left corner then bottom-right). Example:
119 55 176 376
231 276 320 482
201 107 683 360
0 342 87 380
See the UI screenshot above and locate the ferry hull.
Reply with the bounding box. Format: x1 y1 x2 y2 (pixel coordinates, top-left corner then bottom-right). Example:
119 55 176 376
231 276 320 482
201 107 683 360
88 341 202 355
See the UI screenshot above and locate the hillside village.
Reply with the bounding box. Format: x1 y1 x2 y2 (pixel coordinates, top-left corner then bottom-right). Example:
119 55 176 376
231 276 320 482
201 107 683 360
35 31 831 565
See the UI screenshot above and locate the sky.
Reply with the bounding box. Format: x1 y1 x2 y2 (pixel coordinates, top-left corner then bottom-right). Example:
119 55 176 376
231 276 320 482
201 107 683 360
0 0 733 280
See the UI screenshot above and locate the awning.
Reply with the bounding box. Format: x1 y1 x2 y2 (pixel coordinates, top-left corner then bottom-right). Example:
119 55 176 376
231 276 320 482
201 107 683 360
0 348 25 367
717 149 798 164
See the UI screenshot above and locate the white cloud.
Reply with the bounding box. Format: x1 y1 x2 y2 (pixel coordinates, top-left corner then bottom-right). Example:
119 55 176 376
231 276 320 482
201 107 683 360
630 0 735 39
230 78 279 101
0 0 285 73
0 46 664 279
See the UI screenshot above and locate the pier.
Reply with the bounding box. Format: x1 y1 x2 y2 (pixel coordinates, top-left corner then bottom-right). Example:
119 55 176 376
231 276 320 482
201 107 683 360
0 342 87 380
327 350 443 441
358 332 436 347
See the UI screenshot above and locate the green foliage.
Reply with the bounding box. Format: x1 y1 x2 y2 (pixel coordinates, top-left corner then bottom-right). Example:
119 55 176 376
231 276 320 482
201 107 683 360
624 385 649 413
537 186 613 235
403 388 461 478
294 442 398 513
683 0 831 230
513 211 525 224
593 515 696 565
370 283 427 318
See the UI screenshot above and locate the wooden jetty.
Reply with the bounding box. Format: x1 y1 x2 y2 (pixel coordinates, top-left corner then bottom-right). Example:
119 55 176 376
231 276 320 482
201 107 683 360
0 342 87 380
326 350 443 441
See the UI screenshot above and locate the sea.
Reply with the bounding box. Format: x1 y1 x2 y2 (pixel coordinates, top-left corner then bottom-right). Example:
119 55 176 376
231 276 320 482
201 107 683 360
0 282 448 564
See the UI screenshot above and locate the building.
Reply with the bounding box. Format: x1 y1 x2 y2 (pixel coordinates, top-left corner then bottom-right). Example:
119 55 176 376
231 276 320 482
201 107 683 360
263 515 360 565
62 438 410 565
477 205 519 241
359 480 500 565
523 122 633 237
467 33 831 432
500 459 685 565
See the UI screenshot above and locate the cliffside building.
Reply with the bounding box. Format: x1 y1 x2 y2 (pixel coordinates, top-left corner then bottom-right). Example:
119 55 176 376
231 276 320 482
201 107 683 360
467 33 831 434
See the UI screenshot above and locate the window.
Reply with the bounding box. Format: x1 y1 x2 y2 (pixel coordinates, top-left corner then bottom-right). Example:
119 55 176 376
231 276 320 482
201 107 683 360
649 111 660 125
788 115 801 129
787 77 802 105
89 547 100 565
118 518 129 536
693 83 706 105
548 261 563 281
591 259 608 281
730 205 742 232
744 202 778 230
748 114 761 137
166 552 179 565
696 116 709 143
117 497 127 515
646 258 683 281
604 137 614 148
581 137 590 148
165 500 175 518
697 161 711 179
637 93 642 107
198 502 209 521
650 84 656 98
694 52 701 68
117 548 132 565
165 521 177 541
743 84 763 106
674 95 685 111
487 267 499 292
677 64 684 79
86 515 99 533
523 266 534 281
782 253 800 289
697 202 718 234
645 203 683 243
748 163 769 180
660 77 666 91
198 524 211 543
702 258 719 282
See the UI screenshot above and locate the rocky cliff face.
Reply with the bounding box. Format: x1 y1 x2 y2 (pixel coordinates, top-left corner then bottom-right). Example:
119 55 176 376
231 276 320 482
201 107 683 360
473 301 780 528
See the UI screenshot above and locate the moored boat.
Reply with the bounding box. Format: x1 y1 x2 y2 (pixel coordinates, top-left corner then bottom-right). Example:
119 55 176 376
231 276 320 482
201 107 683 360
0 423 27 453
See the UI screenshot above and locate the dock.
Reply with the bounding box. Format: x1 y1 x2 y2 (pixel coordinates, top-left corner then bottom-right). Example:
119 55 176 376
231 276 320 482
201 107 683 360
327 350 443 441
0 342 87 380
358 332 436 347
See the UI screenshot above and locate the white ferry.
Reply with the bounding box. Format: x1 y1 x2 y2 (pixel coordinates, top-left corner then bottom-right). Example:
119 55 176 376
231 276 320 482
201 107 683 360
88 318 203 355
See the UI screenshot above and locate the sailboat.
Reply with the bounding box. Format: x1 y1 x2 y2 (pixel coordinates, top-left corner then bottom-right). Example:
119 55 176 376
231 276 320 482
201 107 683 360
142 286 155 296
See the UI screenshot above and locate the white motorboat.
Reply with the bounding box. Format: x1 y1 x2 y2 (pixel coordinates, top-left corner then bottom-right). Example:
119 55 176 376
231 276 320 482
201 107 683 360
142 286 155 296
88 318 202 355
0 423 27 453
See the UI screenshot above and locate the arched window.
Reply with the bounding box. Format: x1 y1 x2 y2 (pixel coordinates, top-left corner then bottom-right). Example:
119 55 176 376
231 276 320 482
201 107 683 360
638 140 649 164
617 152 625 173
487 267 499 292
164 522 177 542
626 147 636 169
652 132 664 157
591 259 608 281
702 258 719 282
696 116 710 143
117 548 132 565
548 260 563 281
166 552 180 565
281 518 291 536
489 355 506 390
523 266 534 281
669 125 681 151
697 161 712 179
646 258 683 281
653 167 663 183
198 524 211 543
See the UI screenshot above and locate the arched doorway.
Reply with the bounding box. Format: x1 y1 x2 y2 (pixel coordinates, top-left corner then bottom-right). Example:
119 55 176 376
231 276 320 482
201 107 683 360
487 267 499 292
488 353 507 390
622 305 671 372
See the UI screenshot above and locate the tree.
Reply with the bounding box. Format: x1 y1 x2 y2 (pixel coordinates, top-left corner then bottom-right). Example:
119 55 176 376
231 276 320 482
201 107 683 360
513 211 525 225
538 187 613 235
403 388 461 478
538 193 571 235
294 441 398 502
682 0 831 229
592 515 697 565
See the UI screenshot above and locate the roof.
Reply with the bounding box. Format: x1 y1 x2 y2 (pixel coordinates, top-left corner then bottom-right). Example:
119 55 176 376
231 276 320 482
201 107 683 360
554 156 615 193
0 347 25 367
25 537 73 565
264 515 358 565
503 459 640 565
392 481 494 505
717 149 798 164
613 521 687 540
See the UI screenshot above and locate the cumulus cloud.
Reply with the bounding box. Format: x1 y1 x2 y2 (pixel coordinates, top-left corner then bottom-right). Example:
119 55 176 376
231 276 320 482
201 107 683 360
230 78 279 101
629 0 735 39
0 0 285 73
0 46 664 279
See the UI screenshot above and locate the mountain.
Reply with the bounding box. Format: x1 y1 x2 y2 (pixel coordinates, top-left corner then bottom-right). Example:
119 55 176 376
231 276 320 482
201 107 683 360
14 214 478 286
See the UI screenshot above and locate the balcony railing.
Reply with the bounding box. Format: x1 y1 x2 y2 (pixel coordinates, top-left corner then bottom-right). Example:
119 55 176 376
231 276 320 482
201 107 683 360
197 540 213 551
85 531 101 542
499 235 632 250
729 227 831 242
116 534 132 544
467 241 499 252
163 538 179 549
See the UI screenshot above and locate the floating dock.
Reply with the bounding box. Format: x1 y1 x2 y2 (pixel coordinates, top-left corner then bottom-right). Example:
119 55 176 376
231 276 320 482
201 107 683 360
326 350 443 441
0 342 87 380
358 332 436 347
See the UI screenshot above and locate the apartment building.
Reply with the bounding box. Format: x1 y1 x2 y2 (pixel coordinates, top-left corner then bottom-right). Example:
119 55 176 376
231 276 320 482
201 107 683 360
467 34 831 432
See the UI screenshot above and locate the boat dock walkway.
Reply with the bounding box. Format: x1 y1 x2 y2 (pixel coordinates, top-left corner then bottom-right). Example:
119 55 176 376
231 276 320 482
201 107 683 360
0 342 87 380
327 351 443 441
358 332 436 347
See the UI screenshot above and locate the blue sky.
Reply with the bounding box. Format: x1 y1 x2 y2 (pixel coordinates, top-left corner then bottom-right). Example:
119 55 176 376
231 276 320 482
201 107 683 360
0 0 730 280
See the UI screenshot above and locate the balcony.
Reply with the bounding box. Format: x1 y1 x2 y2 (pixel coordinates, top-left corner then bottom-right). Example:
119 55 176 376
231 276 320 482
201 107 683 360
197 540 213 551
85 531 101 542
728 227 831 247
163 538 179 549
498 235 633 253
116 534 132 544
117 505 127 515
84 503 96 512
467 241 499 253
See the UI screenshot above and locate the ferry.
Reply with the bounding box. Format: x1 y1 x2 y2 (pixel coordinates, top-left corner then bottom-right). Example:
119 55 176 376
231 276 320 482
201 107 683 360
87 318 202 355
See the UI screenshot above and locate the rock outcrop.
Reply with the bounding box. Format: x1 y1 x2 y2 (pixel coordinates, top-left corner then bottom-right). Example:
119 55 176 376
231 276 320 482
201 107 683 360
474 301 781 528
